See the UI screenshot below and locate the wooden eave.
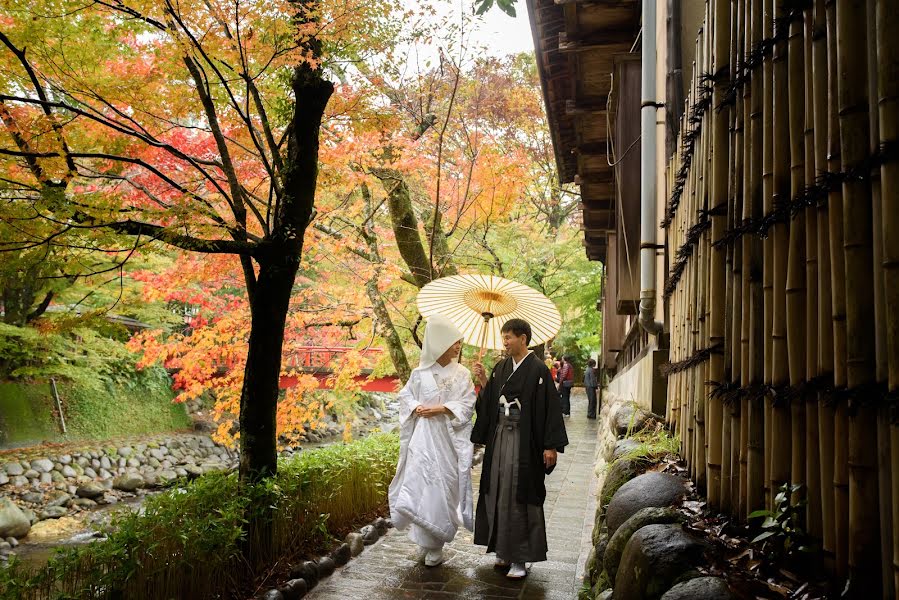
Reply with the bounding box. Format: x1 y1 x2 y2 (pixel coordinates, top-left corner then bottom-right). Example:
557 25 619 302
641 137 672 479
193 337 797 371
527 0 641 262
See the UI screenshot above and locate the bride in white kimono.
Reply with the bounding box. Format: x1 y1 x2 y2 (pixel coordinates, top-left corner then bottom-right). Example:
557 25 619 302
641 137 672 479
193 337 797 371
388 314 476 567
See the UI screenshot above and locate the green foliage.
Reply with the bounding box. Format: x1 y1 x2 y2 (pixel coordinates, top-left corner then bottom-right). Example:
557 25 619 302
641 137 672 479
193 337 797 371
0 322 188 444
748 483 817 561
0 433 400 600
475 0 517 17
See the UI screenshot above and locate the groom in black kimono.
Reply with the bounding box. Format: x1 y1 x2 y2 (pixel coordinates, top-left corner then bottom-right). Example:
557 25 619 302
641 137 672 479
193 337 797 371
471 318 568 579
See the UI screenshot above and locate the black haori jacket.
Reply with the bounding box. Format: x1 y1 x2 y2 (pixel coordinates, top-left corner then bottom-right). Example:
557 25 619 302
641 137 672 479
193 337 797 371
471 353 569 506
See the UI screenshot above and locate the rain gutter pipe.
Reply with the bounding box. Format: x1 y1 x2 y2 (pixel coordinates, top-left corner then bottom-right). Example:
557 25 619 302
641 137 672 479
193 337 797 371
639 0 664 336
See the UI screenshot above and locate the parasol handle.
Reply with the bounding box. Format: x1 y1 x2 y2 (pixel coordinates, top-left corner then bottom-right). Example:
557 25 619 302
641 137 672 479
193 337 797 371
476 312 493 362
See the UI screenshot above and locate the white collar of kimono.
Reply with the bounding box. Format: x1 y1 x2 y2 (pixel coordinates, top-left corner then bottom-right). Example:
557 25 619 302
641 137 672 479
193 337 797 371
419 314 463 369
511 351 533 372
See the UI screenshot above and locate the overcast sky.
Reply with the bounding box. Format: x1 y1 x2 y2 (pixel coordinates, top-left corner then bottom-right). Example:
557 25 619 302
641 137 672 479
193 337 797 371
469 4 534 56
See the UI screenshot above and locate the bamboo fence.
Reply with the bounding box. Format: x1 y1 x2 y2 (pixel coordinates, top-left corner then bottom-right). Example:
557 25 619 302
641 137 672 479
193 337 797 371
660 1 899 596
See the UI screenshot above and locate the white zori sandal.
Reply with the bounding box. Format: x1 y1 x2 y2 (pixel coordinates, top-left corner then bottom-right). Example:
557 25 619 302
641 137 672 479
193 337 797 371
506 562 527 579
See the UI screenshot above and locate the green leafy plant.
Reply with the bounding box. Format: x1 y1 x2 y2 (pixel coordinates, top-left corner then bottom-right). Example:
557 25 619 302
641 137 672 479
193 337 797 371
748 483 816 560
0 433 400 600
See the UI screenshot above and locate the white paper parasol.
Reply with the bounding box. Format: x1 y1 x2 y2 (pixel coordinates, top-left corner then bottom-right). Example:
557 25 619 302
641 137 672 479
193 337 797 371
416 274 562 354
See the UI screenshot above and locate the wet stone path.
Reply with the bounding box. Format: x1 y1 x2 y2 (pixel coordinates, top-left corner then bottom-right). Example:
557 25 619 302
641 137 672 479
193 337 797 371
307 391 599 600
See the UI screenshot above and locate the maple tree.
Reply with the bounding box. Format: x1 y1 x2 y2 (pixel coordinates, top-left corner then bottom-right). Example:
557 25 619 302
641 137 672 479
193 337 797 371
0 0 403 485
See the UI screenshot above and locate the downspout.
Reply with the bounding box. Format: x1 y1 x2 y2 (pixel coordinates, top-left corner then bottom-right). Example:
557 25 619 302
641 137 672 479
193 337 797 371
639 0 664 336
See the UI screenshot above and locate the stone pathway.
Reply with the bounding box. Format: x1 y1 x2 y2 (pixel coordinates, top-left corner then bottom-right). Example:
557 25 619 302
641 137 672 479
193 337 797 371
307 390 599 600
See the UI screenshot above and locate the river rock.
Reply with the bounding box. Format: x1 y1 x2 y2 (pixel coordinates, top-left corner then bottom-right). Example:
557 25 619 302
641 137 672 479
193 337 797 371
605 507 684 584
117 447 133 458
83 467 98 479
40 506 68 520
331 543 351 566
6 537 18 547
127 458 141 469
600 458 642 508
61 465 77 478
373 517 390 534
21 492 44 504
3 463 23 477
615 524 711 600
261 590 284 600
606 472 688 537
0 473 8 486
39 472 52 484
113 474 144 492
24 469 39 479
12 475 28 487
612 438 642 461
76 482 105 499
147 457 161 468
149 448 166 461
279 578 308 600
359 525 379 545
289 561 319 588
660 576 736 600
0 541 10 553
50 471 64 483
0 499 31 538
31 458 54 473
46 492 71 508
315 556 336 578
59 455 72 465
100 456 112 470
346 532 364 556
613 405 664 438
158 470 178 484
73 498 98 509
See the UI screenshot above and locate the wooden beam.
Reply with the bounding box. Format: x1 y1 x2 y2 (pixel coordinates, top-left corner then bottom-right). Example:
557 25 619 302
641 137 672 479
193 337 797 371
559 30 636 52
565 98 608 115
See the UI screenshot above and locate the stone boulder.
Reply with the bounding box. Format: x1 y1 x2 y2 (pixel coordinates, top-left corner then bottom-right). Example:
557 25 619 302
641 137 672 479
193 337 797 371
289 561 319 589
611 438 641 460
660 576 736 600
373 517 390 534
612 404 664 438
331 543 351 566
359 524 379 545
261 590 283 600
113 474 145 492
46 491 72 508
345 532 364 556
606 472 687 537
315 556 335 578
278 578 308 600
0 498 31 538
3 462 24 477
31 458 54 473
39 506 68 520
600 458 642 510
76 482 105 499
615 524 710 600
604 507 684 584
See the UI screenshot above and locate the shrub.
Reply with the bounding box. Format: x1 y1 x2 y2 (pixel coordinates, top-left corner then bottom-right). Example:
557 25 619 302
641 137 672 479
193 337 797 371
0 432 400 600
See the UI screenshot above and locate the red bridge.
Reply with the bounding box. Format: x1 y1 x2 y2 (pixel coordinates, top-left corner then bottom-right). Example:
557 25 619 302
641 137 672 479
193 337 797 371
280 346 400 393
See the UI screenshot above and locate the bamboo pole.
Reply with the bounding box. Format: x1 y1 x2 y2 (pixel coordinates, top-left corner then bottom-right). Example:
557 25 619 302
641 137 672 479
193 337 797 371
761 0 775 509
706 0 731 511
786 10 808 506
770 0 792 509
802 3 823 544
875 0 899 591
836 0 881 594
731 0 746 518
735 0 750 519
826 0 850 577
745 0 765 517
812 0 836 569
